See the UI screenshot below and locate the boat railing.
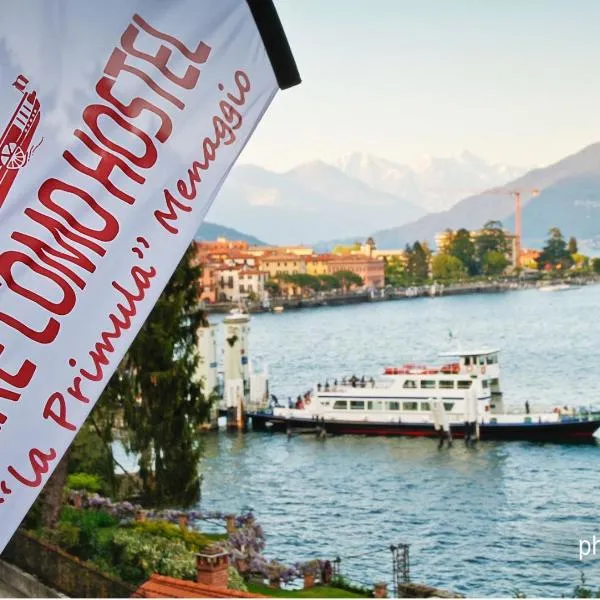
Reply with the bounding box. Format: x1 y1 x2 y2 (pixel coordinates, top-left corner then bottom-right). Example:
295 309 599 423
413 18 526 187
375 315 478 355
321 380 395 393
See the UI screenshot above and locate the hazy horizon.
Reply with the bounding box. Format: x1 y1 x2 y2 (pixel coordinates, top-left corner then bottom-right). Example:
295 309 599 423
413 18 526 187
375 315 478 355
238 0 600 172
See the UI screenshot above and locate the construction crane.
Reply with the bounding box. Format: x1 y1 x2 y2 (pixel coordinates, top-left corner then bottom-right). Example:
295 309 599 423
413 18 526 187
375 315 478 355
490 188 540 268
435 185 541 267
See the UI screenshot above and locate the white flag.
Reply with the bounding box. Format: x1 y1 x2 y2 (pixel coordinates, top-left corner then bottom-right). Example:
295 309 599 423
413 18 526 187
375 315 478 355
0 0 299 551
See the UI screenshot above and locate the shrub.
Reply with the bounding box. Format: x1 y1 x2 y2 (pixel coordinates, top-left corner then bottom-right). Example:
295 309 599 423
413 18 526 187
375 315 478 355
59 506 118 561
67 473 104 493
60 505 118 529
228 566 248 592
111 529 196 584
48 522 81 553
130 520 212 551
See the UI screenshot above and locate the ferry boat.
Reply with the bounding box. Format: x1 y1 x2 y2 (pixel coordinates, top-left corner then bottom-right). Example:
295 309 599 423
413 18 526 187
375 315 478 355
249 349 600 442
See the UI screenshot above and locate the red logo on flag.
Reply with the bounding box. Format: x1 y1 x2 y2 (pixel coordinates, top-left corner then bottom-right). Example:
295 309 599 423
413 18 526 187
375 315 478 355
0 75 43 210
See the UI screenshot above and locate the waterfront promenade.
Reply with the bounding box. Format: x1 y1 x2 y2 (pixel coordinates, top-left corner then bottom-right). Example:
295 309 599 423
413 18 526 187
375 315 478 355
203 275 600 314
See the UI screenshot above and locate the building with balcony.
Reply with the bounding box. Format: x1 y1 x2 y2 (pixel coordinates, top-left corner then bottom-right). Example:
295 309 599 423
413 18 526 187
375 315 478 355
211 266 267 303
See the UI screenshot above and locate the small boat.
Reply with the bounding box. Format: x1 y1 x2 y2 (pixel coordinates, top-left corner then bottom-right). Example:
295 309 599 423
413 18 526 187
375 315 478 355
538 283 579 292
248 348 600 442
272 306 284 314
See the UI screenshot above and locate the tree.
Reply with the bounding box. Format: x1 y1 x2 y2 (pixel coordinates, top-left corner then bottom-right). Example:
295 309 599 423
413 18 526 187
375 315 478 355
482 250 509 276
278 273 321 296
431 254 465 281
264 279 280 296
384 256 407 286
572 253 589 271
121 244 212 507
317 274 339 290
592 258 600 275
331 270 363 291
537 227 573 271
568 236 578 255
406 241 430 282
448 228 478 276
475 221 509 267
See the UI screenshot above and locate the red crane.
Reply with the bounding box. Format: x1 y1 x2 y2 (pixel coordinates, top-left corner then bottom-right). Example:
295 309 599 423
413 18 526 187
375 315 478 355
493 189 540 268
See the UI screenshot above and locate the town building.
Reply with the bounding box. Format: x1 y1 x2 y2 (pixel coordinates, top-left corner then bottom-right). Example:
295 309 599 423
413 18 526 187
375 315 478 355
305 254 335 275
434 230 454 254
371 249 408 264
520 248 541 270
209 266 267 303
195 237 250 253
435 228 518 267
360 237 376 257
245 244 313 258
328 255 385 288
259 253 307 278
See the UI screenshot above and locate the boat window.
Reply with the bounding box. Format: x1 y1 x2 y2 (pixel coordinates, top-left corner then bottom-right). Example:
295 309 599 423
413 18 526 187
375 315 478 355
420 380 436 389
478 356 486 365
486 355 495 365
439 380 454 389
333 400 347 410
464 356 471 366
403 402 418 411
368 400 383 410
388 401 400 411
403 380 417 389
350 400 365 410
482 380 489 389
457 380 472 389
443 402 454 411
420 401 431 411
490 378 499 386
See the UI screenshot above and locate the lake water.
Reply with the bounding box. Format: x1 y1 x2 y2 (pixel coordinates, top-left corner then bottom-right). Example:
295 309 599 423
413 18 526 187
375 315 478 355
194 286 600 597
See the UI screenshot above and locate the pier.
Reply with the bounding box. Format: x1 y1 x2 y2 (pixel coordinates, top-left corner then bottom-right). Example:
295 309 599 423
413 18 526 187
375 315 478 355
197 310 270 431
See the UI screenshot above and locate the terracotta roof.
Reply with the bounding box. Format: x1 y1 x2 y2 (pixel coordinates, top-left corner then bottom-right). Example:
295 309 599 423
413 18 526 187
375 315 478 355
330 255 380 263
306 254 334 262
135 574 266 598
259 254 306 262
215 265 243 272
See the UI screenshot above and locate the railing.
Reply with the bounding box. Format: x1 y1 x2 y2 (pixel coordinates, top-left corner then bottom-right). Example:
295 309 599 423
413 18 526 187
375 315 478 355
1 529 139 598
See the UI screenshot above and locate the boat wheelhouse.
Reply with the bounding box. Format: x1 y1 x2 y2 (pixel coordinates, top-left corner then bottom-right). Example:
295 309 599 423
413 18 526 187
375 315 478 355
249 348 600 442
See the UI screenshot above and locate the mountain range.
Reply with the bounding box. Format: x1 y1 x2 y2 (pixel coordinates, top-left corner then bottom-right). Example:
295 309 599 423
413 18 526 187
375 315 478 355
369 142 600 250
194 221 267 245
335 151 528 213
205 161 426 245
204 143 600 253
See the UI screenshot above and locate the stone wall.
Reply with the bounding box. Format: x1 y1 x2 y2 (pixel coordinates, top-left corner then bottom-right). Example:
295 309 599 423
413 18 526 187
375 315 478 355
398 582 464 598
0 560 65 598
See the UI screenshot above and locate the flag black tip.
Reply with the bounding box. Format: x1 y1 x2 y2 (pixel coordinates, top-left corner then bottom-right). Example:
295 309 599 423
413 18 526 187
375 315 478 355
247 0 301 90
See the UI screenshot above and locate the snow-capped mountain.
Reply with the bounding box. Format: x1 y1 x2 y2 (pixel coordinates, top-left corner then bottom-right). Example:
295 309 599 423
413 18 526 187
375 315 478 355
206 160 426 245
335 151 530 212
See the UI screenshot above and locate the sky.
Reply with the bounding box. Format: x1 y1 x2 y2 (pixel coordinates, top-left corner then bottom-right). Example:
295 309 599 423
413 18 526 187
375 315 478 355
238 0 600 172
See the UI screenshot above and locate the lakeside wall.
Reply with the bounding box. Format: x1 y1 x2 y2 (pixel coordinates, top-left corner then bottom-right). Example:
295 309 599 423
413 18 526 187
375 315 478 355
204 276 600 314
